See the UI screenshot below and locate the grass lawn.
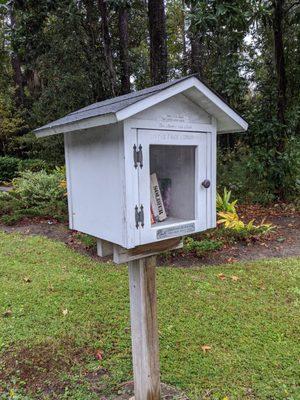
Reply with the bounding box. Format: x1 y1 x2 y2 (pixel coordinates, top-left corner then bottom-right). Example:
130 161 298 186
0 232 299 400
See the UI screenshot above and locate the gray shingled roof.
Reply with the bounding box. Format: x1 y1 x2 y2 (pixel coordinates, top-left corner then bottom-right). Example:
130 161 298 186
34 76 192 133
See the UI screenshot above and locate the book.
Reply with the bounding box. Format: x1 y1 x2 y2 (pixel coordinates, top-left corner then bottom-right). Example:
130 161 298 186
150 173 167 223
159 178 172 216
150 205 155 225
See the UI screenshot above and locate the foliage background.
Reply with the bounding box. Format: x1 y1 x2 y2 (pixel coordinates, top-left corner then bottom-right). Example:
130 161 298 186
0 0 299 202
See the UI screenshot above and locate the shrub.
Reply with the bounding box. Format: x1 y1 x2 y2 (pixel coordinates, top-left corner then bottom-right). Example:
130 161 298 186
0 156 20 182
217 211 274 236
184 237 223 257
18 159 50 173
75 233 97 250
216 188 237 213
0 169 67 224
217 136 300 204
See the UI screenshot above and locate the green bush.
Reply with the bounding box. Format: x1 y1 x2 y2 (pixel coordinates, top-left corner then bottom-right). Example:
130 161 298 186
216 188 237 213
0 156 20 182
0 169 67 224
75 233 97 249
184 237 223 257
18 159 50 173
217 136 300 204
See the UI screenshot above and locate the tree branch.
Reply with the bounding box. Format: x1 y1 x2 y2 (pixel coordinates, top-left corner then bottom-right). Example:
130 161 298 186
285 1 300 14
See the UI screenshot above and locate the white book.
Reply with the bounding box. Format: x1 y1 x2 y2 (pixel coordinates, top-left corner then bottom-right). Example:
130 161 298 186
150 175 160 221
150 173 167 222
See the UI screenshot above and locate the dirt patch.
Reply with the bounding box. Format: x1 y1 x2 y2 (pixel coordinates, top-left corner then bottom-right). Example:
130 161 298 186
0 338 107 397
0 217 98 258
0 339 92 394
0 339 188 399
0 204 299 266
0 217 70 241
104 381 189 399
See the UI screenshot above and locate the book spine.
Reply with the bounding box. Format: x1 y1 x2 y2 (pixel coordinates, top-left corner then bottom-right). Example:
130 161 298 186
150 206 155 225
150 178 159 222
150 173 167 222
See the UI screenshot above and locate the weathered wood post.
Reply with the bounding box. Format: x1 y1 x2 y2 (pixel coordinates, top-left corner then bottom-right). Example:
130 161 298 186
128 256 161 400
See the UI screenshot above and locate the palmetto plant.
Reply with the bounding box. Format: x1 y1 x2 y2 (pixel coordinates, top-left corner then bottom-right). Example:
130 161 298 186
216 188 237 213
217 188 274 234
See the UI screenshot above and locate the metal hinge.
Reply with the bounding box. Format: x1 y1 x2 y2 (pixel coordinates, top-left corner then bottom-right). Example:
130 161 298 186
135 205 144 229
133 144 143 168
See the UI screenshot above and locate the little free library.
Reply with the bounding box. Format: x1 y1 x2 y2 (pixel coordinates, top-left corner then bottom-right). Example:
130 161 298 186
35 75 248 399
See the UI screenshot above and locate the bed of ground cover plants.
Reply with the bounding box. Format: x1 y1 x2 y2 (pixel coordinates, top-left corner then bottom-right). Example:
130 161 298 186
0 232 299 400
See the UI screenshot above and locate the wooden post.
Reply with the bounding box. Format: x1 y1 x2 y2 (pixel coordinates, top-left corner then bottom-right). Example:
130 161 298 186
128 256 161 400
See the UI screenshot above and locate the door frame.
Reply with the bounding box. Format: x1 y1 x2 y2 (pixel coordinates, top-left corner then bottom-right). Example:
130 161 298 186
136 128 212 245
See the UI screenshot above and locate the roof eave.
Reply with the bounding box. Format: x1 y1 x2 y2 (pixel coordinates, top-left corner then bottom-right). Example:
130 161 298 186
218 127 248 134
34 113 118 138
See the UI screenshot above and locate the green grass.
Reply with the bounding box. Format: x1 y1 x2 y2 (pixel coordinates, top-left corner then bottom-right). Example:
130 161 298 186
0 232 299 399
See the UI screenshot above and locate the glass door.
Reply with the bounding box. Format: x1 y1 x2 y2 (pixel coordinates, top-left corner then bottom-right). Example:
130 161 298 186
137 129 210 245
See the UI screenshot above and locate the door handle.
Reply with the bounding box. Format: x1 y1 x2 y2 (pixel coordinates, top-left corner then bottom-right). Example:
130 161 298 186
202 179 211 189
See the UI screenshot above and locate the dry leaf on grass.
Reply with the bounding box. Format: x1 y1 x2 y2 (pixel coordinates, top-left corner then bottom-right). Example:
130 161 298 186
201 345 212 353
218 273 226 280
3 309 12 318
96 350 103 361
231 275 239 282
62 308 68 316
23 277 32 283
226 257 238 263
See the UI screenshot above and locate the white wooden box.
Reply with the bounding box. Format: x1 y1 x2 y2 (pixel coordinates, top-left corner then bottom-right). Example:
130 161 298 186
64 95 216 249
35 76 247 253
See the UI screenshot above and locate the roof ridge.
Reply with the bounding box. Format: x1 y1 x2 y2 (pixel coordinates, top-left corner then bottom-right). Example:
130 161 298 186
68 75 193 117
69 89 156 116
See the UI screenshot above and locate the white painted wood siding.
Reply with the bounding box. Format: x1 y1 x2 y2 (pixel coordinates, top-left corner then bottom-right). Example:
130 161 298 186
64 123 126 246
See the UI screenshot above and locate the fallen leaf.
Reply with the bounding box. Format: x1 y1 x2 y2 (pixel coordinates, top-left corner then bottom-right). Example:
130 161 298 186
62 308 68 316
226 257 238 263
277 237 286 243
231 276 239 282
201 345 212 353
23 276 32 283
3 309 12 318
218 273 226 280
96 350 103 361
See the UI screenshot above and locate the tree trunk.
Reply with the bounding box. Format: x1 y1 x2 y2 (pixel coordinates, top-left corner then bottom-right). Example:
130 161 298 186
98 0 116 96
148 0 168 85
182 0 188 75
273 0 287 128
189 2 202 75
8 2 24 107
272 0 288 199
118 4 131 94
81 0 106 101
